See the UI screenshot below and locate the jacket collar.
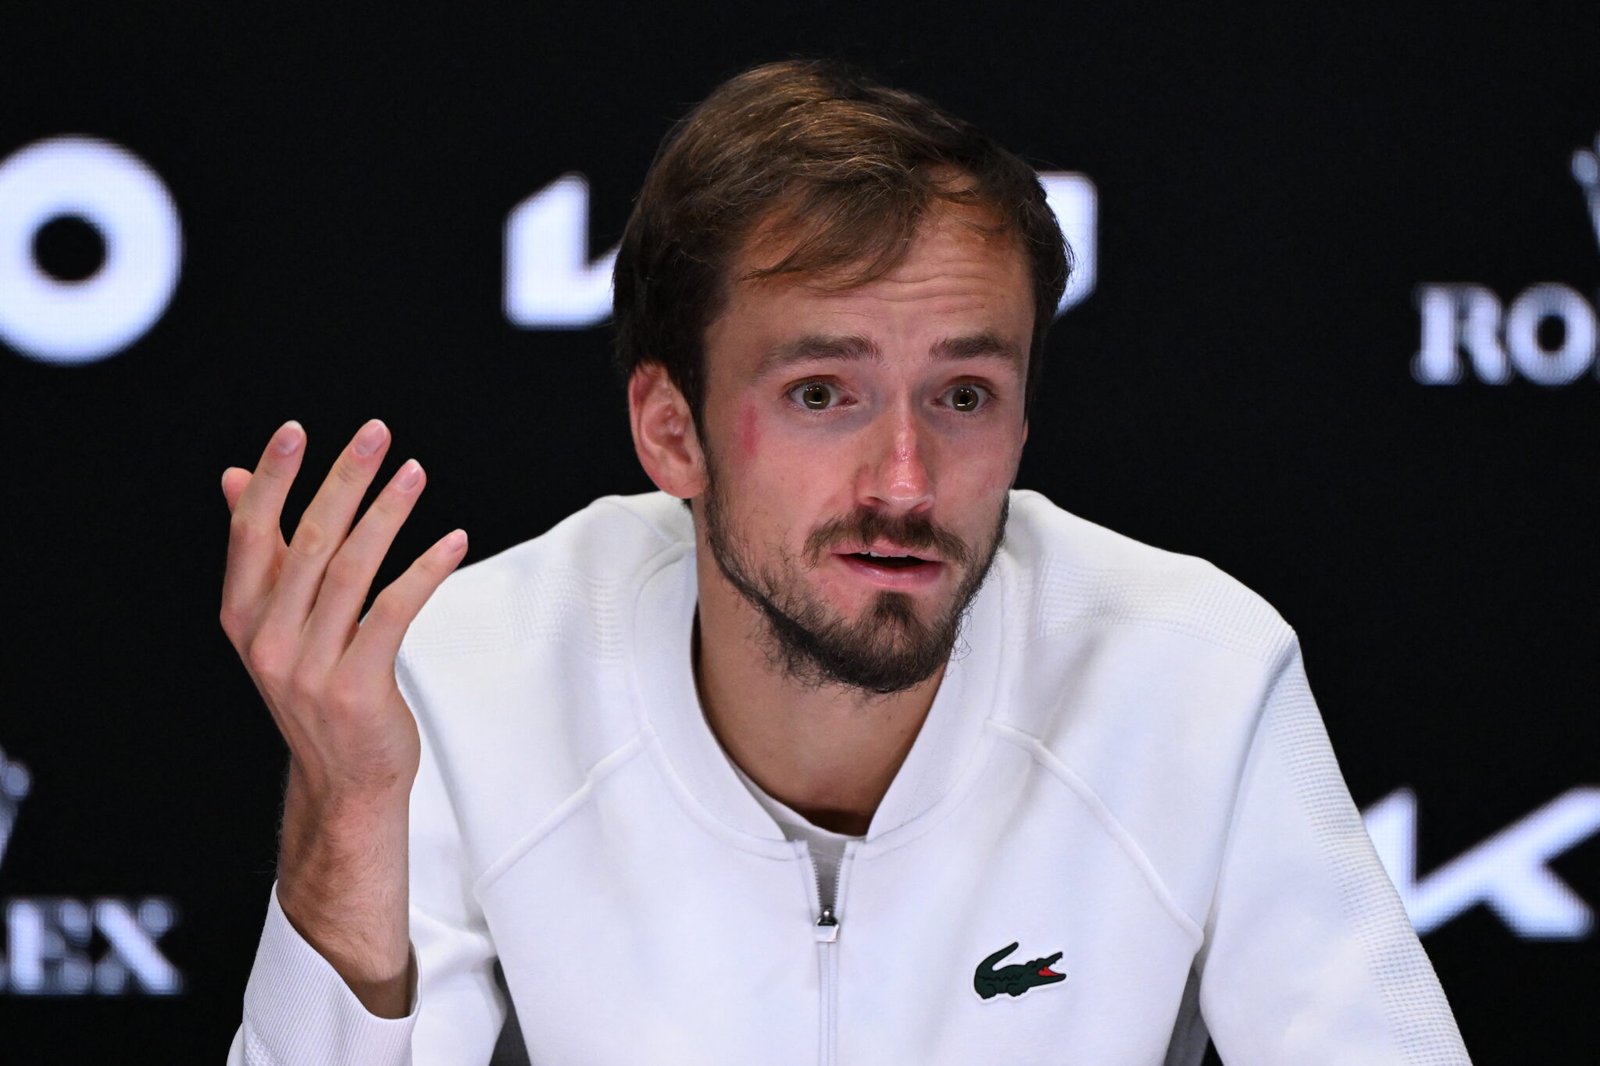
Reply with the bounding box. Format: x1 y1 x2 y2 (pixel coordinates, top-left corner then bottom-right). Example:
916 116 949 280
629 521 1004 849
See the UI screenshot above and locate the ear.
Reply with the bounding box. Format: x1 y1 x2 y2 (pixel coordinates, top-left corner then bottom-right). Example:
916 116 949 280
628 363 708 499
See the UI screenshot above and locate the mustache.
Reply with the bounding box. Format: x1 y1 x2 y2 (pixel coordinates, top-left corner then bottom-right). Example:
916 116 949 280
803 508 972 567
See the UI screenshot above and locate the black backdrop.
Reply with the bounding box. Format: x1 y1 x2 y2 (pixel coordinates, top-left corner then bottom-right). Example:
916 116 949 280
1 2 1596 1061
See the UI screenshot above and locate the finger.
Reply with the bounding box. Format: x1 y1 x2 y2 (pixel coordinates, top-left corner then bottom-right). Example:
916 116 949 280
297 458 428 676
222 421 306 634
340 529 468 682
264 418 392 628
221 468 251 513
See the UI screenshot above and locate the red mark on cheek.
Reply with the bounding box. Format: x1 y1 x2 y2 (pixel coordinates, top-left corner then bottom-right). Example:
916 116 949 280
737 404 760 458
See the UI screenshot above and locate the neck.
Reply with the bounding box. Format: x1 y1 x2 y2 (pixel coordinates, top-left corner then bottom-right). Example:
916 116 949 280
691 541 944 837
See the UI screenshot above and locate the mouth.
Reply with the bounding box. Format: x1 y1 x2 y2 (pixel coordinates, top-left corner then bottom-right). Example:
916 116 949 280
832 549 946 588
845 550 930 569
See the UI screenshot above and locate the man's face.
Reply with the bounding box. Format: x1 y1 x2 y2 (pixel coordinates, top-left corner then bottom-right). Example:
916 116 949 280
695 203 1034 694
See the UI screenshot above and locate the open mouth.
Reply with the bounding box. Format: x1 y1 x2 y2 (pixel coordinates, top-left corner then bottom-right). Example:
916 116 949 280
847 551 928 569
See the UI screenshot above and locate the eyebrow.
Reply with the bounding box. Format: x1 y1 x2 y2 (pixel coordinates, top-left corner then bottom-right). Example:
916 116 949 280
757 331 1023 376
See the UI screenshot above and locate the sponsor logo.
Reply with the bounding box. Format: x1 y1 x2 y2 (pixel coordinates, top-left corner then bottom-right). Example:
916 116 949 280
504 172 1098 330
0 750 28 872
0 137 183 366
973 941 1067 1001
0 745 182 996
1412 131 1600 385
1364 786 1600 939
0 148 1091 359
1573 134 1600 253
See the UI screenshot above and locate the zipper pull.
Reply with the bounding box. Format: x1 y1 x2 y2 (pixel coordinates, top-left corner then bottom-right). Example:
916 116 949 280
815 905 840 942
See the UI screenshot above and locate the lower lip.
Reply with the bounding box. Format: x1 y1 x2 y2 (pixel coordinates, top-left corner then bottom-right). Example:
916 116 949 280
832 553 946 589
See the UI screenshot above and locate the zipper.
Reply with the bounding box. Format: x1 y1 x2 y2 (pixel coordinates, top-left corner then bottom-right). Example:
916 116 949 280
810 844 844 1066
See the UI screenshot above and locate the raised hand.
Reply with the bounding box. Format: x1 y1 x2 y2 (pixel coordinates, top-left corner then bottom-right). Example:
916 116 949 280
219 419 466 1017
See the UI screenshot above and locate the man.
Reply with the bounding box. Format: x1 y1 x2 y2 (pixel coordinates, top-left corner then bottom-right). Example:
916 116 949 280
224 61 1469 1064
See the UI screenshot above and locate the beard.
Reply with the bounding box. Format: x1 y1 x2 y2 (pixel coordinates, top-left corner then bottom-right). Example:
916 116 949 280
700 465 1008 696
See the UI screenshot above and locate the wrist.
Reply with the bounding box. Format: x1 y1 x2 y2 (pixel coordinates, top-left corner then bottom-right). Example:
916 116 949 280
274 770 413 1017
283 756 413 820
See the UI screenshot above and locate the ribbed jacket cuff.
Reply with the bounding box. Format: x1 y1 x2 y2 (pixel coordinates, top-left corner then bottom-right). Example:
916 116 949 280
242 883 417 1066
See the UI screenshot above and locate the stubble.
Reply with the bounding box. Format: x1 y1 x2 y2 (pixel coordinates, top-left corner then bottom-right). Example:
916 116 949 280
700 466 1007 695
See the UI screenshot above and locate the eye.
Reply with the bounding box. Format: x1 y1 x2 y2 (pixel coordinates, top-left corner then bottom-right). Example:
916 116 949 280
790 381 840 410
945 384 989 412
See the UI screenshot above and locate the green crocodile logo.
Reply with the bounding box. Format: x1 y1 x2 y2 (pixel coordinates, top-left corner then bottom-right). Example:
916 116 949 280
973 941 1067 1000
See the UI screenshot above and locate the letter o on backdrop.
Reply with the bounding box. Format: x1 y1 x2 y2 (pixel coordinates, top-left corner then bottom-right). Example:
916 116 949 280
0 136 182 366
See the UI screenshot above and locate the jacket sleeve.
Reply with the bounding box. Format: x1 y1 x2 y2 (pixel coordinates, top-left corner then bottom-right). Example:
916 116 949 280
1195 644 1472 1064
227 659 506 1065
226 886 419 1065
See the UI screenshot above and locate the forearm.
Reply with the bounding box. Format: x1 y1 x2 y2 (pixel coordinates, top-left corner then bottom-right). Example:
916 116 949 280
276 761 413 1018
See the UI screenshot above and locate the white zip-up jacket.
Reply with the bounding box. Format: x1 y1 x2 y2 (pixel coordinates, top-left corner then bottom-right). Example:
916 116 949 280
230 491 1470 1065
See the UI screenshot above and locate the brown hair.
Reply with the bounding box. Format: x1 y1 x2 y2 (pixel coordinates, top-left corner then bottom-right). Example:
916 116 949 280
612 59 1070 423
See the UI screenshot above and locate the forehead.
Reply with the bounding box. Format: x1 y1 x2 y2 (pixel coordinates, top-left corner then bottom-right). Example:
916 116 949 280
734 198 1025 292
706 203 1033 371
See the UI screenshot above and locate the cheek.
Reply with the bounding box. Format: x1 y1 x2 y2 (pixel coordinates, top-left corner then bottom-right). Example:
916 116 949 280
736 403 761 460
942 433 1025 509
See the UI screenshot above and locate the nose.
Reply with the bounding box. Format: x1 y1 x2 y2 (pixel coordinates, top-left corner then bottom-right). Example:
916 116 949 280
857 399 934 514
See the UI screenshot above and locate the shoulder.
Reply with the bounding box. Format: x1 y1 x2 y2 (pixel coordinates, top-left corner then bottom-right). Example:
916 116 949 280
395 494 692 878
1000 489 1295 665
402 492 693 660
990 494 1326 937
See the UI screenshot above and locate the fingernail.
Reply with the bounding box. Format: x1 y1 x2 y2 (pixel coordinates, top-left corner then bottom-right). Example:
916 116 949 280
274 421 303 455
395 459 422 490
442 529 467 553
353 419 387 457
